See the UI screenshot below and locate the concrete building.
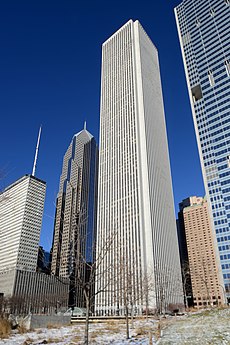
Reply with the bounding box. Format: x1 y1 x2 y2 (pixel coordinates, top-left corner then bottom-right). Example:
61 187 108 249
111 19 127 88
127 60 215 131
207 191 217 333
0 175 46 274
0 269 69 314
0 174 69 313
95 20 183 315
177 196 225 307
51 125 98 308
175 0 230 302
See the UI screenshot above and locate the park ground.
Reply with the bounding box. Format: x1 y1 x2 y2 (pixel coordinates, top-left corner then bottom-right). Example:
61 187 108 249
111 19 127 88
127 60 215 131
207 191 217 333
0 307 229 344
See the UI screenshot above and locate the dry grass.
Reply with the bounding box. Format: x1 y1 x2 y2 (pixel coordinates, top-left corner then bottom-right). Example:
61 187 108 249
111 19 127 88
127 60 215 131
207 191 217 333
36 329 43 334
135 326 149 336
18 323 28 334
22 338 34 345
68 334 82 344
46 323 61 329
90 331 99 340
0 318 11 339
46 337 63 343
106 323 120 333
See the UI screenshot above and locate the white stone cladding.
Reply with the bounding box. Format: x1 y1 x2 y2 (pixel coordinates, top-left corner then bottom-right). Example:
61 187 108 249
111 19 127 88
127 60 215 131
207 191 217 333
0 175 46 273
96 20 183 315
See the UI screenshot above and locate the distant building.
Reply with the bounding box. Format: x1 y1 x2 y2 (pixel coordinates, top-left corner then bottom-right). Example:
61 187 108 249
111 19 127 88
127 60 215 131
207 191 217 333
0 174 69 313
95 19 183 316
37 246 51 274
177 196 225 308
0 175 46 274
175 0 230 303
51 125 98 308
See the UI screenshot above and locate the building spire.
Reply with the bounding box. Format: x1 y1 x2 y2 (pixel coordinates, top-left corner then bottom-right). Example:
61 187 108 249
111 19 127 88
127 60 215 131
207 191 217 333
32 125 42 177
84 121 87 130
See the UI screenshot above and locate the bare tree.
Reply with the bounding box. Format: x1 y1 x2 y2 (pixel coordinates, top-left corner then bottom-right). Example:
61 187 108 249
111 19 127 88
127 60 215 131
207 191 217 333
188 257 221 308
63 207 118 345
181 261 193 309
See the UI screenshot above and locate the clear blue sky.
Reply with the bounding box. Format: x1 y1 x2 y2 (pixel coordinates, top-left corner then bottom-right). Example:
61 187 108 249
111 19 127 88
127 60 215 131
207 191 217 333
0 0 204 251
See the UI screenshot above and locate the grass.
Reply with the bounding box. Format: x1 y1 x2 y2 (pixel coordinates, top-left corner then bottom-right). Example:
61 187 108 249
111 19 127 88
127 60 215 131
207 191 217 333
22 338 34 345
0 318 11 339
18 323 28 334
46 323 62 329
46 337 63 343
135 326 149 336
68 334 82 344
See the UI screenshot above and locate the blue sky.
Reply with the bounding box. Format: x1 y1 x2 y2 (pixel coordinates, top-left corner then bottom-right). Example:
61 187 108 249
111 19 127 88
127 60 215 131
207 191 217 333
0 0 204 251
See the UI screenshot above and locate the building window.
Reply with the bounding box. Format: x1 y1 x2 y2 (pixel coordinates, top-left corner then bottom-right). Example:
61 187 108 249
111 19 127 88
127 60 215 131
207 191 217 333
208 70 215 87
210 9 215 17
191 84 203 102
225 60 230 77
196 19 201 27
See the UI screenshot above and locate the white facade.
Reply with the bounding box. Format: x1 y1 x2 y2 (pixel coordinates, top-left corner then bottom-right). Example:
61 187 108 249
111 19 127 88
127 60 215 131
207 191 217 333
0 175 46 274
96 20 183 315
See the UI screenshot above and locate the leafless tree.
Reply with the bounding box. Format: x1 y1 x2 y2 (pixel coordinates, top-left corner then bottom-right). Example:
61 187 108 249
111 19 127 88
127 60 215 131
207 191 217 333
56 206 118 345
180 261 193 309
188 257 221 308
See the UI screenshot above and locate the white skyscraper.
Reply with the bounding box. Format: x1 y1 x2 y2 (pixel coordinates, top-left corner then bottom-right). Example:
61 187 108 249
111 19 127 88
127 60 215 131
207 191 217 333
0 175 46 295
96 20 183 315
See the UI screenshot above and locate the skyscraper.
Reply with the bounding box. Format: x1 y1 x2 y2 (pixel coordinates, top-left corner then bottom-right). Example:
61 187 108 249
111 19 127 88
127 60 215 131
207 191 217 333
96 20 183 315
175 0 230 302
51 125 98 307
0 174 46 294
177 196 225 308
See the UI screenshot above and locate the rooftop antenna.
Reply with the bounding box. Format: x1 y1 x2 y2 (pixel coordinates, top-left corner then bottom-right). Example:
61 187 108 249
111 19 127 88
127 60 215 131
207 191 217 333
84 121 87 130
32 125 42 177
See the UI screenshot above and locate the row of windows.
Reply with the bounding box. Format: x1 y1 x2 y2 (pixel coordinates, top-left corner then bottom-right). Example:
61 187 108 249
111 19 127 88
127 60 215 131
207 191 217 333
212 203 224 210
213 211 226 217
204 80 230 101
216 227 229 234
222 187 230 194
217 235 230 242
221 179 230 186
209 187 221 194
219 245 230 251
215 219 228 225
205 90 230 111
220 253 230 260
223 273 230 279
222 263 230 269
213 137 230 151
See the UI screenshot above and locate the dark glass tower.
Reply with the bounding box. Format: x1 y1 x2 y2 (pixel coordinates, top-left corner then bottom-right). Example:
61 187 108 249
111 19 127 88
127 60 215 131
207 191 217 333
51 125 98 307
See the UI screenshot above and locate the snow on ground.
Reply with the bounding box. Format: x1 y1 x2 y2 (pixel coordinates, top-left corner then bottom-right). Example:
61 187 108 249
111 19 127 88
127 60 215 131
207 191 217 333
158 308 230 345
0 318 158 345
0 308 230 345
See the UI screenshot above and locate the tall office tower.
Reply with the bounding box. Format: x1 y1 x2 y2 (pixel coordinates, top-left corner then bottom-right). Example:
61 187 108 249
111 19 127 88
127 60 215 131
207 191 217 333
51 125 98 307
175 1 230 302
96 20 183 315
177 196 225 308
0 175 46 294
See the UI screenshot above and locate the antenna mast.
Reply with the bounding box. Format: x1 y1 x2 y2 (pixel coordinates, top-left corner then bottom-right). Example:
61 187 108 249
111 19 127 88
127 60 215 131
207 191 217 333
32 125 42 177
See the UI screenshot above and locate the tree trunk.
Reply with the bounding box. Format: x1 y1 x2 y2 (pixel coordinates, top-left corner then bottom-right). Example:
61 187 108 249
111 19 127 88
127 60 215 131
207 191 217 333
84 290 90 345
131 302 134 328
125 302 129 339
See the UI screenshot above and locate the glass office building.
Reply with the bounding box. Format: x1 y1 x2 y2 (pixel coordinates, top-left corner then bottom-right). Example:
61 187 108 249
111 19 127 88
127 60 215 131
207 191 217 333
175 0 230 301
51 126 98 307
